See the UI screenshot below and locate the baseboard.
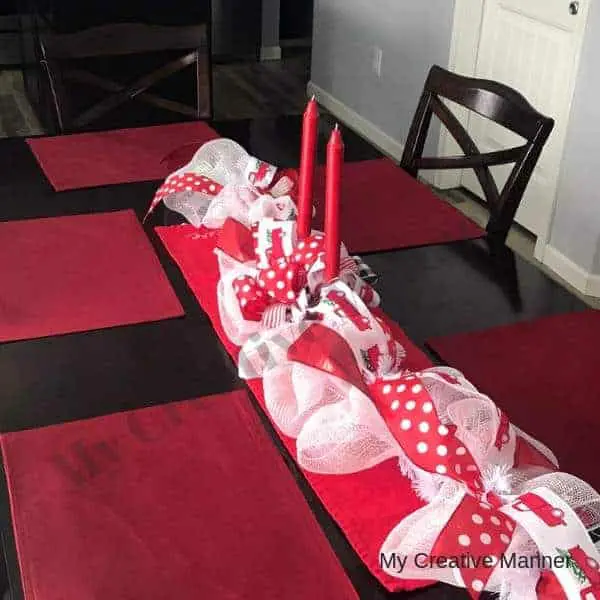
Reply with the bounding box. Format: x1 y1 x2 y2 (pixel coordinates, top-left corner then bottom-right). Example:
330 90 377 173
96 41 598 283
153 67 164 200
542 245 600 298
587 272 600 297
307 81 437 185
260 45 282 61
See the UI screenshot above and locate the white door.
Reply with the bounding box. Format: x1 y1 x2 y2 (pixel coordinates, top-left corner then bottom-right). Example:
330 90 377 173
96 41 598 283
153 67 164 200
458 0 590 240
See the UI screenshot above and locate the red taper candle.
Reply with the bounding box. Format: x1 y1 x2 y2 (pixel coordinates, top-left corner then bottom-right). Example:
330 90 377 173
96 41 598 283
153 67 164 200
297 96 319 239
324 124 344 281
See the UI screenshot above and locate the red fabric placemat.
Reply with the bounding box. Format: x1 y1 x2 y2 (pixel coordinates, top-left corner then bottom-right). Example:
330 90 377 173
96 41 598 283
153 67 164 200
313 159 484 253
156 224 434 592
27 122 219 191
0 210 183 342
1 390 358 600
427 311 600 491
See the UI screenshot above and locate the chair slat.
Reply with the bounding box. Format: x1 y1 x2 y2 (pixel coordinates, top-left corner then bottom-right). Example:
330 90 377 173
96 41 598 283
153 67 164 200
415 146 526 170
400 65 554 244
39 21 212 132
42 23 207 59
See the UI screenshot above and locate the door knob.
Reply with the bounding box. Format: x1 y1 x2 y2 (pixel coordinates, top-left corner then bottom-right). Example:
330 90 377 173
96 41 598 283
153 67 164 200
569 1 580 14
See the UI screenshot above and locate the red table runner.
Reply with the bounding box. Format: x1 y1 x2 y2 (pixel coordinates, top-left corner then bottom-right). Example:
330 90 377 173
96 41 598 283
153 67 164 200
157 224 434 592
2 390 358 600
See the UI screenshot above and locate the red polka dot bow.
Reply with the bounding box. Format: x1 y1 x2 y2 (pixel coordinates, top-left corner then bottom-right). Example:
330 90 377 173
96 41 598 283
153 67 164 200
370 372 485 495
370 369 600 599
223 217 378 330
232 219 327 326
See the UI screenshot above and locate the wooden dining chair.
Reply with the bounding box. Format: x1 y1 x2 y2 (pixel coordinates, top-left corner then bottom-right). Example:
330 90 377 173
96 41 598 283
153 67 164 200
39 22 212 132
401 65 554 243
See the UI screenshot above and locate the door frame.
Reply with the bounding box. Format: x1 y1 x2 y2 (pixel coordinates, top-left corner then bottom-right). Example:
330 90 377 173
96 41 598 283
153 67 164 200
436 0 591 258
434 0 485 191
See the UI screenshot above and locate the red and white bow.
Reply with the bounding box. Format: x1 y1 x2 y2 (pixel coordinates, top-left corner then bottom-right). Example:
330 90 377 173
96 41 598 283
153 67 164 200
215 216 381 346
145 138 298 226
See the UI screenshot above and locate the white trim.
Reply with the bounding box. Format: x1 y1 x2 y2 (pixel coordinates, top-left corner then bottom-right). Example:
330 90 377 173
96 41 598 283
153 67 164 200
260 45 282 61
307 81 443 183
542 245 600 298
533 0 592 253
588 274 600 298
533 236 547 263
434 0 485 190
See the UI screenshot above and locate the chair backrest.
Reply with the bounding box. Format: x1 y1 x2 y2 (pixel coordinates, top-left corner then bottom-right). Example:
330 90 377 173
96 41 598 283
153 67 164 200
400 65 554 242
40 22 207 59
39 22 210 132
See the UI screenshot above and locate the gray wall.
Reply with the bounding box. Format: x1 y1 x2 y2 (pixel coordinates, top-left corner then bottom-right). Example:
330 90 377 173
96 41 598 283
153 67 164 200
549 0 600 275
310 0 456 154
311 0 600 282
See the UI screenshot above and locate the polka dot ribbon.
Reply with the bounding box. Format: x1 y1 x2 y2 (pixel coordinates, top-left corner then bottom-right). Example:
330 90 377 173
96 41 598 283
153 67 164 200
431 493 515 597
370 373 517 597
231 227 326 324
231 221 379 330
371 372 600 599
369 373 484 494
144 172 223 221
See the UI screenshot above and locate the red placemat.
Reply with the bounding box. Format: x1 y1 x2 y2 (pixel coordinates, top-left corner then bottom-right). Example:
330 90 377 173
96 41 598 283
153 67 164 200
156 223 434 592
0 210 183 342
427 310 600 491
27 122 219 191
313 159 484 253
1 390 358 600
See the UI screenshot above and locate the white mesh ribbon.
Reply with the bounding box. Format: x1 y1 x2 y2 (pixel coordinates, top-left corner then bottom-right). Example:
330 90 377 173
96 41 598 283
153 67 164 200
147 138 298 226
203 186 297 230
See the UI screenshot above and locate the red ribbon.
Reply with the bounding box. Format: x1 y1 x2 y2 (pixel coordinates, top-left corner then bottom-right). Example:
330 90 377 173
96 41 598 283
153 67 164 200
369 374 484 494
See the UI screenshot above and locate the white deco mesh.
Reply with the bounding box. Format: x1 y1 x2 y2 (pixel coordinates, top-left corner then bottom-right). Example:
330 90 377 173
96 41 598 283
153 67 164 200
295 377 403 474
163 190 214 227
162 139 298 229
203 184 258 229
380 482 466 583
215 250 261 347
262 363 345 438
420 368 511 470
518 472 600 531
380 482 541 599
419 368 558 482
172 138 251 186
237 322 306 381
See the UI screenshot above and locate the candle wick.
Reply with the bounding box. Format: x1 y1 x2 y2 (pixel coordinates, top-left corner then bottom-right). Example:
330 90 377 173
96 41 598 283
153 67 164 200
334 123 340 131
311 94 316 101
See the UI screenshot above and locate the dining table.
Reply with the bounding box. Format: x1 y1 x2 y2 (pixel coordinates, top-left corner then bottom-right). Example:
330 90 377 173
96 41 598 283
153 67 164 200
0 114 588 599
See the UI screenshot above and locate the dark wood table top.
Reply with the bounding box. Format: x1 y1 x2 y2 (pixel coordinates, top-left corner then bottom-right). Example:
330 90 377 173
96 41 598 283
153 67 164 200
0 116 587 599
